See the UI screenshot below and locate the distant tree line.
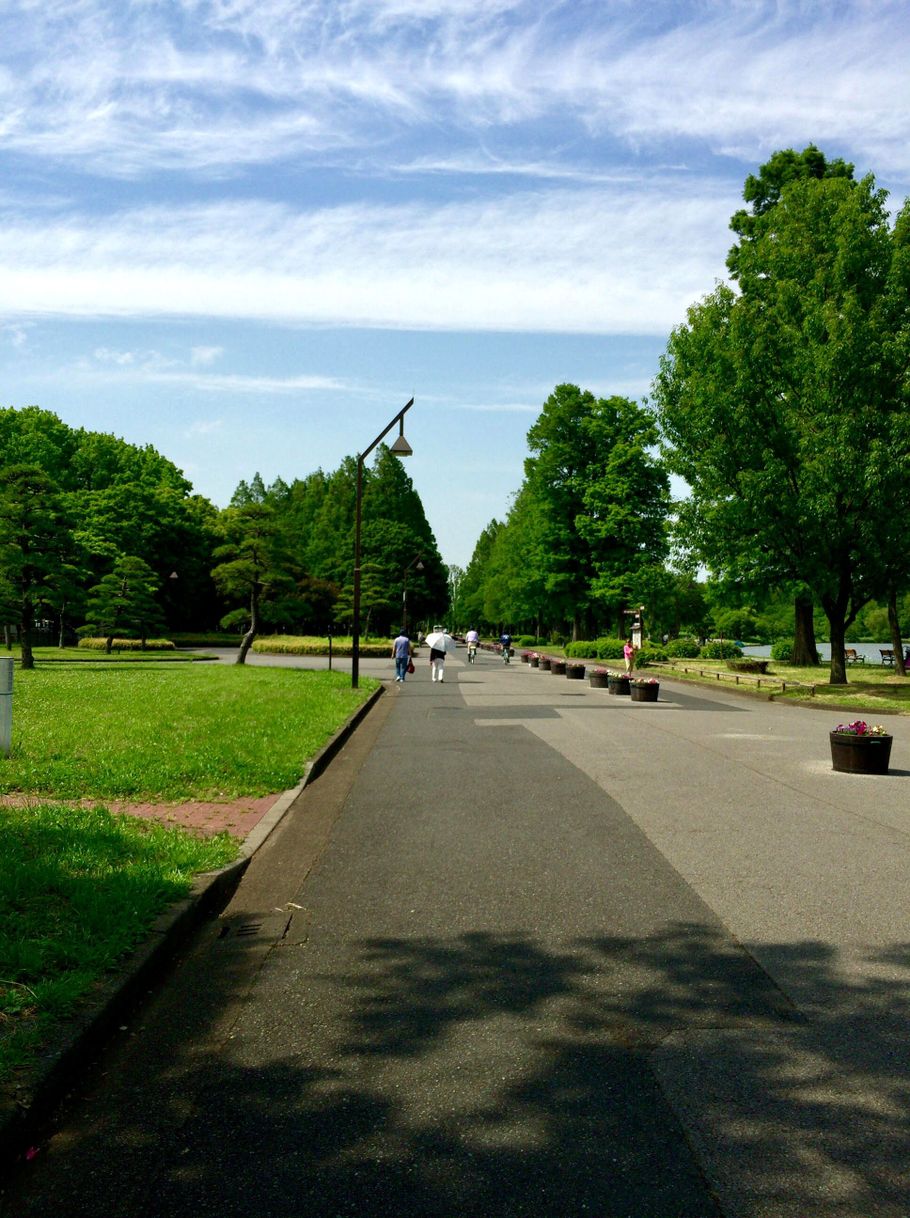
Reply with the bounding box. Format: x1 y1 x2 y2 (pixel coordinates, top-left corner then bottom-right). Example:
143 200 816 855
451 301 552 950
0 406 448 667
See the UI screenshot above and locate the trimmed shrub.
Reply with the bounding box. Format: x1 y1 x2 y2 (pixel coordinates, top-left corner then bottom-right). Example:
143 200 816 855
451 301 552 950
636 643 668 665
595 637 628 660
564 641 599 659
665 638 701 658
170 632 242 647
252 635 391 658
770 639 793 662
699 641 743 660
78 637 176 651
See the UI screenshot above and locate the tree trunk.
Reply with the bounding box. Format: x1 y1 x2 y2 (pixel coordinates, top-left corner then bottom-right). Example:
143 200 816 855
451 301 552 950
887 589 906 677
58 611 65 649
20 599 34 670
4 626 11 651
105 635 114 655
792 594 820 665
237 586 260 665
823 594 849 684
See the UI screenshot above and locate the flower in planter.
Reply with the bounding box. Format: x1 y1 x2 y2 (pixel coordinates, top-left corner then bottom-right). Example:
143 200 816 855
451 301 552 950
590 666 609 675
832 720 890 736
566 660 586 668
631 677 660 686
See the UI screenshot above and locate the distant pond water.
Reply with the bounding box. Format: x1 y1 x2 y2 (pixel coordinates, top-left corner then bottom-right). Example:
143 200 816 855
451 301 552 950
742 642 901 663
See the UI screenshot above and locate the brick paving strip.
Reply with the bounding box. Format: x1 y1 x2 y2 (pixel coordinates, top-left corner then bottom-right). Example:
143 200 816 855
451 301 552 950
0 793 280 840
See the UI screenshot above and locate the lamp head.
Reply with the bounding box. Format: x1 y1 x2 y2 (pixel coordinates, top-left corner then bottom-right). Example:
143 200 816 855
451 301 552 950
389 433 413 456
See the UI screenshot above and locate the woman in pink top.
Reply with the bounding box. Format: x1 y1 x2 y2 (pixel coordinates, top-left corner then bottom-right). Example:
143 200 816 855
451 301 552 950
623 638 635 674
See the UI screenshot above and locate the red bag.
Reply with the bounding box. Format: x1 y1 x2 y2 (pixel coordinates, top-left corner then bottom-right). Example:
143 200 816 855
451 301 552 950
407 659 415 674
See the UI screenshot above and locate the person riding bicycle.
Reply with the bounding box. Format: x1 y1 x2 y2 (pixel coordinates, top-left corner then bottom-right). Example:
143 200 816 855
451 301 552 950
465 628 479 663
500 630 512 662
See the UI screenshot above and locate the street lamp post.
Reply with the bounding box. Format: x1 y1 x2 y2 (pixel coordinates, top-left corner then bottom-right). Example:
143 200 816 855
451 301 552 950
352 398 415 689
402 556 424 636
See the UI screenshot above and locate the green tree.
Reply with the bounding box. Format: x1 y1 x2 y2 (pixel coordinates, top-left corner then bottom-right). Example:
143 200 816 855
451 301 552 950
0 464 76 669
85 555 165 652
521 385 670 639
654 168 910 683
211 503 296 664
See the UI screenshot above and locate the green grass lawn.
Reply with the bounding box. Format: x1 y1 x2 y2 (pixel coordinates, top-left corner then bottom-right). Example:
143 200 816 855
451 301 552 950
0 804 236 1086
658 658 910 714
0 664 379 1091
2 664 378 800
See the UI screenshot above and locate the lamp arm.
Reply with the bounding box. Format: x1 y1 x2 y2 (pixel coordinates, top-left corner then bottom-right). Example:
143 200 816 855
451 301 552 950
358 397 414 463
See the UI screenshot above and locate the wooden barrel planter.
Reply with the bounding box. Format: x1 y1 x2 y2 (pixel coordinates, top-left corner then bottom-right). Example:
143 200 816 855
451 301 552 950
550 660 567 675
608 675 631 695
830 732 892 774
630 683 660 702
589 673 609 688
565 664 586 680
539 657 552 671
529 656 539 668
520 652 531 663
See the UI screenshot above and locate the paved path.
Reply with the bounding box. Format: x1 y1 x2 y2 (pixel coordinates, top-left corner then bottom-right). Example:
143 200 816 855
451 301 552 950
4 652 910 1216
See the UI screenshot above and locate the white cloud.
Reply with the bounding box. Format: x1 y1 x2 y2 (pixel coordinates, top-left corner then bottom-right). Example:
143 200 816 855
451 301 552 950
0 184 734 334
190 345 223 365
1 2 908 177
2 322 32 349
185 419 224 436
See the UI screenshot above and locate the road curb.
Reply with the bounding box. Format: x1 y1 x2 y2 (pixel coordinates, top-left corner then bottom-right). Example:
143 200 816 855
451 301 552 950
0 683 385 1178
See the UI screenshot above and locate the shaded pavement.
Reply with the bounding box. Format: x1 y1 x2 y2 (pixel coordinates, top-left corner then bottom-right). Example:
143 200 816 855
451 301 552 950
4 651 910 1216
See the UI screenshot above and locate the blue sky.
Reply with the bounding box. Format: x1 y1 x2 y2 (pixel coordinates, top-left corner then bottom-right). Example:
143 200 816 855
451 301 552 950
1 1 909 569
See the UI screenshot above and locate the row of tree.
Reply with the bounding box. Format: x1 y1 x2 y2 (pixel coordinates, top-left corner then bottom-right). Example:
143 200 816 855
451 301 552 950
458 146 910 683
0 407 449 667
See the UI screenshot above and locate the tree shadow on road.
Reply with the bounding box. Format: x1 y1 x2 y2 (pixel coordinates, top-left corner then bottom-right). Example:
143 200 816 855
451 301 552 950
6 923 910 1217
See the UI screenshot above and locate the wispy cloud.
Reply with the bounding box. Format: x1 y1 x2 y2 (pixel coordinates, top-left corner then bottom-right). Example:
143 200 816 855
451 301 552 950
68 347 349 394
1 2 908 177
190 345 223 366
0 183 734 334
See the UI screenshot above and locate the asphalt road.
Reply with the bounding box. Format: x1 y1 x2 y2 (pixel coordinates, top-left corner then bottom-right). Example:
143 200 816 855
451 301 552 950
4 651 910 1217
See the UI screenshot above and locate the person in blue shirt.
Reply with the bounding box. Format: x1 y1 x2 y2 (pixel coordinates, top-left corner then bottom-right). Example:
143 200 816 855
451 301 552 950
391 630 412 682
500 630 512 663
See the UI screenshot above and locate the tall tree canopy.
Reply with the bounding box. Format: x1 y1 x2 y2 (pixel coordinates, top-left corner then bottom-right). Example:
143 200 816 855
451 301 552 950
654 157 910 683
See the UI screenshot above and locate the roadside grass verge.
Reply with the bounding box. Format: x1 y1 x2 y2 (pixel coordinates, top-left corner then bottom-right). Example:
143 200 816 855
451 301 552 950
0 803 236 1086
1 665 378 800
659 659 910 714
0 664 378 1091
3 646 207 664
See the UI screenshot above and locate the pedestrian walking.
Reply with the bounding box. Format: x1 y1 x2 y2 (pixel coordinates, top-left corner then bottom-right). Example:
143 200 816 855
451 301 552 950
391 629 412 683
624 637 635 674
425 626 455 682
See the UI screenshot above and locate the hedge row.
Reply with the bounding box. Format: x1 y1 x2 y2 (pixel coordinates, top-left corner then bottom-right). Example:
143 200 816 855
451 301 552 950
564 637 742 663
78 638 176 651
251 635 394 658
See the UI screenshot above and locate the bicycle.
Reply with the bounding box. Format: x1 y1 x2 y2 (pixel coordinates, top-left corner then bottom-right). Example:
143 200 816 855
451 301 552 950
467 642 478 664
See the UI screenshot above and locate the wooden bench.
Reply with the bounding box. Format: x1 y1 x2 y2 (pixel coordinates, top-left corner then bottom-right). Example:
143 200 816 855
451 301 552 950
845 648 865 664
880 649 895 665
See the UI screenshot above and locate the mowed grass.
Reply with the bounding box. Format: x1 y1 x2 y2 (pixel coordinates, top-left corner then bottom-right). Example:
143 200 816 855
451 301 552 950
0 803 237 1084
1 665 379 800
0 664 378 1090
659 659 910 714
